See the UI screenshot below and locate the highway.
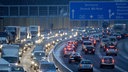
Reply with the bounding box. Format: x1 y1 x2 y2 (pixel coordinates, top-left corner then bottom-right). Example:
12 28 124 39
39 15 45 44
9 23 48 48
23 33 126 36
55 38 128 72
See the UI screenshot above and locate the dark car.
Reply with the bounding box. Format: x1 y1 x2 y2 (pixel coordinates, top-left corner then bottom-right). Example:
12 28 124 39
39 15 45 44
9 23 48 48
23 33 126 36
78 59 93 72
68 52 82 63
84 46 95 54
100 56 115 68
11 66 26 72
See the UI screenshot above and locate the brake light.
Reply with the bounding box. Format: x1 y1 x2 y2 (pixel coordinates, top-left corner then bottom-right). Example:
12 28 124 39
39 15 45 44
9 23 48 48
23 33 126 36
64 51 67 54
93 49 95 51
106 48 108 51
115 49 118 51
102 59 104 63
85 48 87 51
94 40 96 44
80 64 82 67
112 59 115 63
91 64 93 67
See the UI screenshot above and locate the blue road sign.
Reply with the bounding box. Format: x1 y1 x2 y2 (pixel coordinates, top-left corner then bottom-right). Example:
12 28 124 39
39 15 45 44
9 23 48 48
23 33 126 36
70 2 128 20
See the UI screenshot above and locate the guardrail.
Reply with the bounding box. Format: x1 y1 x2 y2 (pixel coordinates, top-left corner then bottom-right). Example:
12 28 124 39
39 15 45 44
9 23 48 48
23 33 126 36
52 40 73 72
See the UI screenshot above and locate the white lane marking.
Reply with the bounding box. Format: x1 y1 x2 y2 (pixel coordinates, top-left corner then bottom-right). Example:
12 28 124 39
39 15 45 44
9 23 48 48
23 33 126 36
119 51 128 60
96 44 127 72
47 47 54 62
115 65 127 72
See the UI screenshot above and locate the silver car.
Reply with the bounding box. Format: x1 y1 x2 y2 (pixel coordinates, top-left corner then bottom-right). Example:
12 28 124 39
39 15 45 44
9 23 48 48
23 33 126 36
78 60 93 72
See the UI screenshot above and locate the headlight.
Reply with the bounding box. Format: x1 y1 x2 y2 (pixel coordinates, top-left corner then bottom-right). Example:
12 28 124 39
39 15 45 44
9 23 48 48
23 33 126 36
57 39 59 42
71 29 74 31
70 36 72 38
34 63 38 66
19 52 22 55
15 63 18 66
45 45 48 48
31 61 35 65
35 40 38 43
0 45 2 48
48 43 50 46
52 41 55 44
32 53 34 56
65 37 67 40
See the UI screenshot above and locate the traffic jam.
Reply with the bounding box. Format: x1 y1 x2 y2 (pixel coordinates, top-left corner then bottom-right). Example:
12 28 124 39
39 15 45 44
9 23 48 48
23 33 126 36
58 24 128 72
0 25 78 72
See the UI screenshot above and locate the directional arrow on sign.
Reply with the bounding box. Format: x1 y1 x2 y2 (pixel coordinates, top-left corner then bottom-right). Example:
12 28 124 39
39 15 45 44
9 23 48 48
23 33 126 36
72 9 75 18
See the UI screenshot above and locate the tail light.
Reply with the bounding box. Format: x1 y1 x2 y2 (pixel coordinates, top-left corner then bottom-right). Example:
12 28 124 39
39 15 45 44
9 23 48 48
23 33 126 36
106 48 108 51
102 59 104 63
94 40 96 44
112 59 115 63
91 64 93 67
80 64 82 67
115 49 118 51
85 48 87 51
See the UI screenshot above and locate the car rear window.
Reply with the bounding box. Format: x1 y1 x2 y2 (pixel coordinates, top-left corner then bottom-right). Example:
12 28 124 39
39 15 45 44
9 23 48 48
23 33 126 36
104 58 113 63
84 42 92 45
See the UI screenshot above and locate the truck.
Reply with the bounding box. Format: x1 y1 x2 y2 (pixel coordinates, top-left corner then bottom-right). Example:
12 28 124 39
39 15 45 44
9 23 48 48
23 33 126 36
112 24 126 34
1 44 20 65
20 27 31 43
29 25 40 38
0 58 11 72
0 32 10 44
3 26 20 43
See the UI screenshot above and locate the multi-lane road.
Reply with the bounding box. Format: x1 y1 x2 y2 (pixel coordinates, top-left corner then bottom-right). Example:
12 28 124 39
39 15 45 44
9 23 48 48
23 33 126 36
55 38 128 72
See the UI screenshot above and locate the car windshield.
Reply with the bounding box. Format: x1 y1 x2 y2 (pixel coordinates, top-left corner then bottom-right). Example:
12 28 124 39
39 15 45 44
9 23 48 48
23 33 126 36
3 57 18 63
11 67 24 71
41 63 56 69
87 47 93 49
34 52 45 57
110 38 116 42
104 58 113 63
102 39 109 42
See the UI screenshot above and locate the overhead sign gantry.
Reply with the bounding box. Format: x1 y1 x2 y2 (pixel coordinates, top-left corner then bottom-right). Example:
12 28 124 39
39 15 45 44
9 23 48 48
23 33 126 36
70 1 128 20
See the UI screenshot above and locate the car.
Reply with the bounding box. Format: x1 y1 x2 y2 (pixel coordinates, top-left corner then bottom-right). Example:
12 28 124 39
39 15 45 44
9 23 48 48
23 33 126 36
78 59 93 72
109 36 117 46
92 34 100 42
82 41 93 51
100 56 115 68
100 38 109 48
63 47 75 57
68 52 82 63
103 43 115 52
11 65 26 72
105 46 118 56
113 33 122 40
84 45 95 54
106 49 118 56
